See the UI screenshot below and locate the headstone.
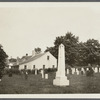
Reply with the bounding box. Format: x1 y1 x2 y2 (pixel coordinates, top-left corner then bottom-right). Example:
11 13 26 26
94 67 98 73
9 66 11 69
41 70 44 78
92 67 95 71
45 74 48 79
87 68 89 71
76 69 79 75
67 69 69 74
99 67 100 72
35 69 38 75
53 44 69 86
97 65 99 72
72 68 75 74
81 68 85 74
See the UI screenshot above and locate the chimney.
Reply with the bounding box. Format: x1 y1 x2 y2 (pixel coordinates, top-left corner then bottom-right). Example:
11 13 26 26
32 50 36 57
26 53 28 57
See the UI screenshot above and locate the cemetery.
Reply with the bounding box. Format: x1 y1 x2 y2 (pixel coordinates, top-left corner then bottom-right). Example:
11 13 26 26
1 66 100 93
1 44 100 93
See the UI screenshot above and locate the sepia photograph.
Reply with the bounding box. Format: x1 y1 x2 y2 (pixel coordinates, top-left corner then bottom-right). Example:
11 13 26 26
0 2 100 98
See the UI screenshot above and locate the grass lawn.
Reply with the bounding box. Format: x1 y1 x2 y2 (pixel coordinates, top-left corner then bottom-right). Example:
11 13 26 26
0 72 100 94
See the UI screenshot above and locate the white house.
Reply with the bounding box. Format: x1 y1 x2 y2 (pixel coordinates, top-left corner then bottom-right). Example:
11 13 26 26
19 51 57 70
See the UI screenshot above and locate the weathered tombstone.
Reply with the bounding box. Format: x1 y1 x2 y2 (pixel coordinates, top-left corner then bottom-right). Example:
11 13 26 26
45 74 48 79
76 69 79 75
92 67 95 71
41 70 44 78
53 44 69 86
35 69 38 75
94 67 98 73
81 68 85 74
67 69 69 74
72 68 75 74
87 68 89 71
99 67 100 72
97 65 99 72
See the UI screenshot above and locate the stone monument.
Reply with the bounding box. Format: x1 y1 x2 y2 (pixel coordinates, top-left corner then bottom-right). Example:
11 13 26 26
76 69 79 75
94 67 98 73
35 69 38 75
67 69 69 74
41 70 44 78
53 44 69 86
45 74 48 79
72 68 75 74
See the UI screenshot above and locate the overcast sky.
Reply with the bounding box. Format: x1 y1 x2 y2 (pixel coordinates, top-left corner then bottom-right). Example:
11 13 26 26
0 3 100 58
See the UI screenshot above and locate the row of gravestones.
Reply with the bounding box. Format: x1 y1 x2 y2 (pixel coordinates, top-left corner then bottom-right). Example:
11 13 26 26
66 67 100 75
33 67 100 79
34 69 48 79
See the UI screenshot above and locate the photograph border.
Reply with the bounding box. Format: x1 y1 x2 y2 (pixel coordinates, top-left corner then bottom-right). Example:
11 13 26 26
0 2 100 99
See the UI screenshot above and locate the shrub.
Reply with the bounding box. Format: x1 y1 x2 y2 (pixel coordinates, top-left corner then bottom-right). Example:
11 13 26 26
78 67 81 71
86 67 94 76
27 69 32 74
11 69 20 75
44 68 57 73
32 69 35 74
0 70 3 79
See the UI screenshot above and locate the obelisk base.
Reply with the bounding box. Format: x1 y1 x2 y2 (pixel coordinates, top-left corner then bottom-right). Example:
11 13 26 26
53 76 69 86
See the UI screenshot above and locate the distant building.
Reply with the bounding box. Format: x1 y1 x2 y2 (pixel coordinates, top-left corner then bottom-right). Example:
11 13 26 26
19 51 57 70
7 58 18 69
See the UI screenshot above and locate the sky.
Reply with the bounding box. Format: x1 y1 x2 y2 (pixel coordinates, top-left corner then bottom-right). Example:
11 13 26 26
0 2 100 58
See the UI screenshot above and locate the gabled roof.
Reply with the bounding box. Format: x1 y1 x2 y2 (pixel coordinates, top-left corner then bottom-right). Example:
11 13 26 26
19 53 46 65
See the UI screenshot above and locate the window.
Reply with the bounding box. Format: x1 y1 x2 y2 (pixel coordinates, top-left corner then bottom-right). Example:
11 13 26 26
47 56 49 60
24 65 27 69
33 65 35 69
52 65 55 68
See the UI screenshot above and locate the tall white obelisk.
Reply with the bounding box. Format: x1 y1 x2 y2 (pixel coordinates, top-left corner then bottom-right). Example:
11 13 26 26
53 44 69 86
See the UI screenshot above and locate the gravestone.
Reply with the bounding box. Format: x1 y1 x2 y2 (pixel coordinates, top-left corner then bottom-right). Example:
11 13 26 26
67 69 69 74
45 74 48 79
53 44 69 86
76 69 79 75
99 67 100 72
41 70 44 78
35 69 38 75
87 68 89 71
81 68 85 74
72 68 75 74
92 67 95 71
94 67 98 73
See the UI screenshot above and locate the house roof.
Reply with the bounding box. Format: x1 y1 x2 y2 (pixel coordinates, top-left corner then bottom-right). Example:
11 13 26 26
19 53 46 65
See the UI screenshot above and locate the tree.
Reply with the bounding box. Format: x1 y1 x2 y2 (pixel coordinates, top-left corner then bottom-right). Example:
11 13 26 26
35 47 42 54
0 44 8 79
84 39 100 65
45 32 79 67
76 42 88 66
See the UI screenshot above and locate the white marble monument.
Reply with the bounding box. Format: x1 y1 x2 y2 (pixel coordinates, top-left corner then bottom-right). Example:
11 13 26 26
35 69 38 75
41 70 44 78
81 68 85 74
45 74 48 79
72 68 75 74
76 69 79 75
94 67 98 73
67 69 69 74
87 68 89 71
53 44 69 86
